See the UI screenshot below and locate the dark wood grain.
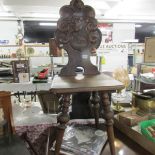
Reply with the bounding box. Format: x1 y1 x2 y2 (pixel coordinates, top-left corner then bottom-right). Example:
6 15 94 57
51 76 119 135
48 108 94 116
55 94 71 155
102 92 115 155
50 74 123 155
50 73 124 93
55 0 102 76
89 92 100 128
51 0 124 154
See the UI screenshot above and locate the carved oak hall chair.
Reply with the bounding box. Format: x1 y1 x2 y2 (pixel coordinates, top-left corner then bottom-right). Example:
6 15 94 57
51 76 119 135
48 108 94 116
49 0 124 155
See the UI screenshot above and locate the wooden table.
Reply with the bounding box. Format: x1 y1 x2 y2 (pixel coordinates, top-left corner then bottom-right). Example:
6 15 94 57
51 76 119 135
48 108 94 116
50 73 124 155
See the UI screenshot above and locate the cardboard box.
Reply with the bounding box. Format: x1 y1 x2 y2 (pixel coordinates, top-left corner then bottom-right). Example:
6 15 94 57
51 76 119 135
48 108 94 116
144 37 155 63
118 110 149 126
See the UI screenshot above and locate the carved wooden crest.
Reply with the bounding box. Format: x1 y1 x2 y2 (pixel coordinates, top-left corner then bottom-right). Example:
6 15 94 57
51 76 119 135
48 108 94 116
55 0 102 76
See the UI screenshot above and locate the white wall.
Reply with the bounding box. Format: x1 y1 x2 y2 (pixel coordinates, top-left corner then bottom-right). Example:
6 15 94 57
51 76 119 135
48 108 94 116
113 23 135 43
0 21 18 45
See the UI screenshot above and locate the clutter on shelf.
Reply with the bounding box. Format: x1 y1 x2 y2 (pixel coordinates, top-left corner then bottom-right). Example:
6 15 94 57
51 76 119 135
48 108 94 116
117 110 149 127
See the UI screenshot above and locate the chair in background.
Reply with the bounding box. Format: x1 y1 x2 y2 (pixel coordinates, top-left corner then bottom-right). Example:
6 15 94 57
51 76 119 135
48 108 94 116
0 91 31 155
0 91 15 135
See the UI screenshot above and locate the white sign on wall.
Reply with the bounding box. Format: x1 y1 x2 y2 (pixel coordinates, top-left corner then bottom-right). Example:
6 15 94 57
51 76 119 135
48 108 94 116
0 21 18 45
97 43 128 72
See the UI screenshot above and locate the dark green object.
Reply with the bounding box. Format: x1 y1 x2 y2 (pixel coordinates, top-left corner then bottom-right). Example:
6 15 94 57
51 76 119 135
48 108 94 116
32 78 48 83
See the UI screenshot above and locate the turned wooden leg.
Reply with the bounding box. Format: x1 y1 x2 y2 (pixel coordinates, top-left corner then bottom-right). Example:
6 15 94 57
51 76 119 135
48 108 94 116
55 94 70 155
89 92 100 128
101 92 115 155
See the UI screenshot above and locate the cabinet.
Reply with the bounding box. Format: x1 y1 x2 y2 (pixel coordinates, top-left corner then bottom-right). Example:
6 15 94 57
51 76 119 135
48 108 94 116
135 63 155 92
0 45 22 59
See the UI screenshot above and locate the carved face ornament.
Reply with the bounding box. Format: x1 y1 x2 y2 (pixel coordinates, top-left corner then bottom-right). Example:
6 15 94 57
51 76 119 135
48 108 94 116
55 0 101 51
55 0 102 76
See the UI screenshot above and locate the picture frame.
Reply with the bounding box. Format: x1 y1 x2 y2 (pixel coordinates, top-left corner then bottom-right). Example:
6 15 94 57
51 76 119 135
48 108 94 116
11 60 30 83
144 37 155 63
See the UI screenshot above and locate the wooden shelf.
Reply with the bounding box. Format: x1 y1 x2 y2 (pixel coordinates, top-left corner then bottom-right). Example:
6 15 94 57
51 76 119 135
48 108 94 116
0 58 27 61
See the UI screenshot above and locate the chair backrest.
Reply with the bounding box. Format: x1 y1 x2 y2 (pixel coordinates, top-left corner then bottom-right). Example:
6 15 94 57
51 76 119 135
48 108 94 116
0 91 15 135
54 0 102 76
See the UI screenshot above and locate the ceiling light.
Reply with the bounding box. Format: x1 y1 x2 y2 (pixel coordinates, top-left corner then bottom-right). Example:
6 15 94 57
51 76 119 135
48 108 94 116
105 0 122 1
33 13 59 18
39 22 57 26
135 24 142 28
